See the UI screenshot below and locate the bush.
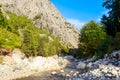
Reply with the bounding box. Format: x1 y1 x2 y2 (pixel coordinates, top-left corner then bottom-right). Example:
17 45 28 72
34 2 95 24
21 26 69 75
21 29 39 57
0 28 22 49
78 21 108 58
7 12 36 35
37 35 69 57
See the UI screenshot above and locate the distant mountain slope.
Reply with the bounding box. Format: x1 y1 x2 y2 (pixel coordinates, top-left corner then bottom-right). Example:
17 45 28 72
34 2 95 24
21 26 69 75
0 0 79 48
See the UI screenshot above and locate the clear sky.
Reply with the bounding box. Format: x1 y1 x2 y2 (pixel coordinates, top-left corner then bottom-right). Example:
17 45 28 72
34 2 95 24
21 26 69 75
51 0 106 29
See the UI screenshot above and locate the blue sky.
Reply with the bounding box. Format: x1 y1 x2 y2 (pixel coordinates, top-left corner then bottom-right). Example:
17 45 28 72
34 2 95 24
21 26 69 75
51 0 106 29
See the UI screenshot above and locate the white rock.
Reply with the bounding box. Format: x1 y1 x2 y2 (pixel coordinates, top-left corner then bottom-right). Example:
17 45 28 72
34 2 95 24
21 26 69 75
43 57 60 70
70 70 74 73
58 57 69 68
66 74 70 77
3 56 16 65
102 61 109 65
30 56 45 70
12 49 25 58
86 56 96 62
22 58 30 65
73 73 77 76
108 63 113 66
87 62 93 68
51 71 57 75
30 56 61 71
60 70 64 73
94 61 101 65
64 55 74 60
112 70 118 76
76 62 86 69
12 53 23 64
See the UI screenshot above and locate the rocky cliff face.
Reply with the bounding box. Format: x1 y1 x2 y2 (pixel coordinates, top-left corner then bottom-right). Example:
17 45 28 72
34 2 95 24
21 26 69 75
0 0 79 48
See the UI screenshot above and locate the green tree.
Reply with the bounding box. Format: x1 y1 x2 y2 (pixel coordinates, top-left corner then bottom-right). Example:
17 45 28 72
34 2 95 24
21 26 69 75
101 0 120 36
78 21 108 58
21 30 39 57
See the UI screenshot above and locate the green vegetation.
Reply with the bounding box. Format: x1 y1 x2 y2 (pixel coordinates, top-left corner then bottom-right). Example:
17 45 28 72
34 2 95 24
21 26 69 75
101 0 120 37
0 7 68 57
101 0 120 52
76 0 120 59
33 14 41 20
0 7 8 28
1 0 119 59
77 21 108 58
0 28 22 49
0 56 3 64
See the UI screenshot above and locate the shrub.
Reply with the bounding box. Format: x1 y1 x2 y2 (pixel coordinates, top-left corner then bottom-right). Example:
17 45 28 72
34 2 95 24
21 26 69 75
37 34 69 57
0 28 22 49
78 21 108 58
21 29 39 57
7 12 36 35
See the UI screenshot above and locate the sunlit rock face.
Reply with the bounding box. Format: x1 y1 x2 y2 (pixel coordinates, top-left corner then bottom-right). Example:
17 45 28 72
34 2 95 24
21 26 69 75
0 0 80 48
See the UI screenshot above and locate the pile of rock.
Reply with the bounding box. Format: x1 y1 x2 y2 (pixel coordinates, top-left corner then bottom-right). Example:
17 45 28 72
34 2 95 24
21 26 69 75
0 49 70 80
42 51 120 80
0 50 120 80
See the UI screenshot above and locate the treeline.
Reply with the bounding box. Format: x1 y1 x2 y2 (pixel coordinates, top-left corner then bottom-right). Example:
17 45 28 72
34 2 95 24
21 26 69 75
77 0 120 58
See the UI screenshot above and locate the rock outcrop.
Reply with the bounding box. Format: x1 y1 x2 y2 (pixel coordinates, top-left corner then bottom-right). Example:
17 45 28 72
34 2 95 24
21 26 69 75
0 0 79 48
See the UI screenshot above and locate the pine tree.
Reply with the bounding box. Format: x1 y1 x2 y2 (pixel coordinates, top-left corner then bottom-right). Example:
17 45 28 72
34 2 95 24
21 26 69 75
101 0 120 36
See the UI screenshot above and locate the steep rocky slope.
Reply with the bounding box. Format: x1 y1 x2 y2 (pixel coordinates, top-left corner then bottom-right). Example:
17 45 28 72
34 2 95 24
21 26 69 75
0 0 79 48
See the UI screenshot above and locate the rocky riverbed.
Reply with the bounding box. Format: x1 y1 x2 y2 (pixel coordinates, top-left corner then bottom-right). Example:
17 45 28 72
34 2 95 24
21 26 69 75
0 49 120 80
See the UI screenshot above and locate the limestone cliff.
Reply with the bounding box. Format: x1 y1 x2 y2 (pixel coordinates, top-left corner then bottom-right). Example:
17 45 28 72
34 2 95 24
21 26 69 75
0 0 79 48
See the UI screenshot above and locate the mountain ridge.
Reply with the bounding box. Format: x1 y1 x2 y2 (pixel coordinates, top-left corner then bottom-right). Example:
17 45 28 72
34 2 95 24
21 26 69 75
0 0 79 48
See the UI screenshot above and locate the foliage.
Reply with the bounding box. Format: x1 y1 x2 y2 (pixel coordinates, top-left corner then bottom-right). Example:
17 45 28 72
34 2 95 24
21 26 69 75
21 29 39 57
0 28 22 49
101 0 120 54
78 21 108 58
7 12 37 35
37 35 69 57
0 9 68 57
0 7 8 27
0 6 21 50
33 14 41 20
108 32 120 52
101 0 120 36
